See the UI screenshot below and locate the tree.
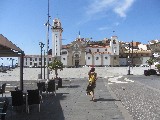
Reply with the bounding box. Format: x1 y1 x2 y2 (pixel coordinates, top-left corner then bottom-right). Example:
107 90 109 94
48 59 63 78
155 64 160 73
146 58 155 69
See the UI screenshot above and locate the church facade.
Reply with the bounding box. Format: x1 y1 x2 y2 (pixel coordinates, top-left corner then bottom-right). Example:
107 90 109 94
51 18 120 67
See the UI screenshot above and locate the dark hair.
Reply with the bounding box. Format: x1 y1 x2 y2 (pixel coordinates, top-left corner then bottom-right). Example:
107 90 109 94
90 67 95 72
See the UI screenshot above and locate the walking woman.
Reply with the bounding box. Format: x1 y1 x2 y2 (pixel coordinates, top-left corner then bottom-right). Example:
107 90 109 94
86 67 97 101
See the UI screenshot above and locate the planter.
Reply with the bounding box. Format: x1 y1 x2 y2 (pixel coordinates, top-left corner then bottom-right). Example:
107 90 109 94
58 78 62 88
144 69 157 76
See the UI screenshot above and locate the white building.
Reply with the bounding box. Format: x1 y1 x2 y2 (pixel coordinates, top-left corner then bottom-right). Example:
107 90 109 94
51 18 63 60
85 36 119 66
19 55 52 68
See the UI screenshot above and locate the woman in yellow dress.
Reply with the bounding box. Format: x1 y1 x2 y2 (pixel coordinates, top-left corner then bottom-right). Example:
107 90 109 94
86 67 97 101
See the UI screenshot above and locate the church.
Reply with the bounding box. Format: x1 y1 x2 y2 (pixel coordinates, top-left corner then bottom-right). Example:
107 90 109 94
51 18 120 67
22 18 153 68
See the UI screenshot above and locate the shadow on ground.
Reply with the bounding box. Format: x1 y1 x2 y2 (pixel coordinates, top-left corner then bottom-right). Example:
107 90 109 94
95 98 121 102
1 92 68 120
62 85 80 88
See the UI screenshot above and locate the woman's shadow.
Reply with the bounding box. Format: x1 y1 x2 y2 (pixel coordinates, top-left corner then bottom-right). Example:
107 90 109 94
94 98 121 102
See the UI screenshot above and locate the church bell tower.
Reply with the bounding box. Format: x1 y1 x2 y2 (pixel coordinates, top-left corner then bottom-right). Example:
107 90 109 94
51 18 63 60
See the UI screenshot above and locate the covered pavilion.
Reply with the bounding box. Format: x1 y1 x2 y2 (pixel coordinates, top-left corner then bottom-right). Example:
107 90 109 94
0 34 25 90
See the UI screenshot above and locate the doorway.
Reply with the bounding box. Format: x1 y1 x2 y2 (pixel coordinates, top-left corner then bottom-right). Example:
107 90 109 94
75 60 79 68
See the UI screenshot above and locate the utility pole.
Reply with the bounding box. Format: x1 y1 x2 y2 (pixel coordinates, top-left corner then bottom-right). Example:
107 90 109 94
45 0 50 80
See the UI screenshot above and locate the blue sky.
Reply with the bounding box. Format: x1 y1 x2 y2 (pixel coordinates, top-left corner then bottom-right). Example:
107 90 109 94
0 0 160 57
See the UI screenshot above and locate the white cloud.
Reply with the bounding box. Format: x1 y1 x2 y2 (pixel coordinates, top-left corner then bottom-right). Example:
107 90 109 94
98 26 110 31
98 22 119 31
86 0 135 18
114 0 135 17
114 22 120 26
86 0 115 15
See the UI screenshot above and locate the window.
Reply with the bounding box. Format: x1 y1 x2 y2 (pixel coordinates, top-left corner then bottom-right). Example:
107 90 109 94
105 57 108 59
105 48 107 51
88 57 90 59
49 58 52 61
75 54 79 58
113 40 116 44
74 44 79 49
30 58 32 61
96 57 99 60
97 49 99 52
63 58 65 60
35 58 37 61
39 58 41 61
30 62 32 65
61 51 67 55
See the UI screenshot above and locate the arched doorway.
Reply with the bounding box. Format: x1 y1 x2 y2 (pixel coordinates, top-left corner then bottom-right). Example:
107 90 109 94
74 52 80 68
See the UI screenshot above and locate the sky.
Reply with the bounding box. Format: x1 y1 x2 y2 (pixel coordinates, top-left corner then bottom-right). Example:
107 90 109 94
0 0 160 58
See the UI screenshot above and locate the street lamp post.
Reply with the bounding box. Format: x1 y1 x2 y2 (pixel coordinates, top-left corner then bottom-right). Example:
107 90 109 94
44 50 46 79
131 40 133 68
1 58 3 70
39 42 45 79
127 43 131 75
11 58 15 69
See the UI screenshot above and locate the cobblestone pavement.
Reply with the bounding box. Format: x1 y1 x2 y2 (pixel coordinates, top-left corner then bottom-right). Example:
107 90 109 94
107 75 160 120
1 78 127 120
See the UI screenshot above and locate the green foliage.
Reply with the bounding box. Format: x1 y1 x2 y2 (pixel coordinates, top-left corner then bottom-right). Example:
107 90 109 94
155 64 160 71
146 58 154 66
48 59 63 71
48 59 63 78
146 58 155 69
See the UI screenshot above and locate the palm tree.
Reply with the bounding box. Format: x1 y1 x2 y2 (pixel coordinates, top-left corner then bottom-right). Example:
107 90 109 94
146 58 155 69
48 59 63 78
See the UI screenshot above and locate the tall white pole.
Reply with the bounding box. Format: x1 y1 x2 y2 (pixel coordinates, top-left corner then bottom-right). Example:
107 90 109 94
46 0 50 80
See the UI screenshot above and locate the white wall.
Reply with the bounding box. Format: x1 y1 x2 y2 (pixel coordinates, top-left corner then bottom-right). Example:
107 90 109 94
94 54 101 66
86 54 92 66
138 44 147 50
102 54 110 66
61 56 67 66
61 50 68 66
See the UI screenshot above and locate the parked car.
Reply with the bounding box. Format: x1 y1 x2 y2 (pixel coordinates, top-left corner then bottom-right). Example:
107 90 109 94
144 69 157 76
140 64 149 67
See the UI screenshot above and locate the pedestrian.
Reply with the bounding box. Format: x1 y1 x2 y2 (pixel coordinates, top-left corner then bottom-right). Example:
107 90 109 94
86 67 97 101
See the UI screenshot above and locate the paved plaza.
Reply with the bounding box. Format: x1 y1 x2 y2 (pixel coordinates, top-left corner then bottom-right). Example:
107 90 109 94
2 78 128 120
108 75 160 120
1 67 160 120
